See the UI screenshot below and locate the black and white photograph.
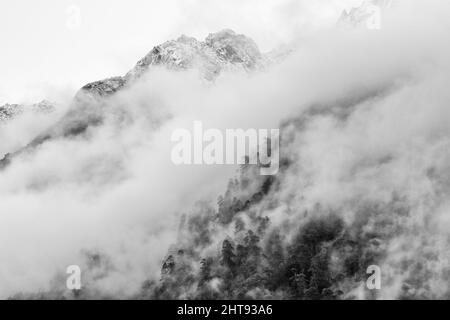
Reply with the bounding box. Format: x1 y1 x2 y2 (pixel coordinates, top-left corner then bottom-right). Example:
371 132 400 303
1 0 450 306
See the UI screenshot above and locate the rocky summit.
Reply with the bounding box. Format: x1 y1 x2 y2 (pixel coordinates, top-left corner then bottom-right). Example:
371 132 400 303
78 29 264 101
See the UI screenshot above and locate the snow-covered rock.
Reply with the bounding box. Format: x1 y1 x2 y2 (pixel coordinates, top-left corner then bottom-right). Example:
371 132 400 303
53 30 267 142
77 29 264 101
0 104 23 122
125 29 263 83
78 77 126 98
0 100 55 123
0 30 280 167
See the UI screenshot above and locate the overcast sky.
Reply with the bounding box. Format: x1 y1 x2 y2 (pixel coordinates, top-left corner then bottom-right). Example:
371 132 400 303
0 0 363 104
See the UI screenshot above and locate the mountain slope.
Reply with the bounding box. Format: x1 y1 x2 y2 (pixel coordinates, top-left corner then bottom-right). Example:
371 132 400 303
0 29 268 168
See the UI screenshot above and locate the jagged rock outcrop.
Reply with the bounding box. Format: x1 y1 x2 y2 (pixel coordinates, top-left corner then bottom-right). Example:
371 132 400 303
77 77 127 99
0 104 22 122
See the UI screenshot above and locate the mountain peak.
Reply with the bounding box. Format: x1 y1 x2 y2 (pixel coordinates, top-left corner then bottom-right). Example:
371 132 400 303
205 29 262 68
0 30 269 166
76 30 264 103
123 29 263 84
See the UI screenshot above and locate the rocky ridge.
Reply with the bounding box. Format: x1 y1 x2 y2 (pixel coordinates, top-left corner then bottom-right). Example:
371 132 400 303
0 100 55 123
77 29 264 100
0 29 270 167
